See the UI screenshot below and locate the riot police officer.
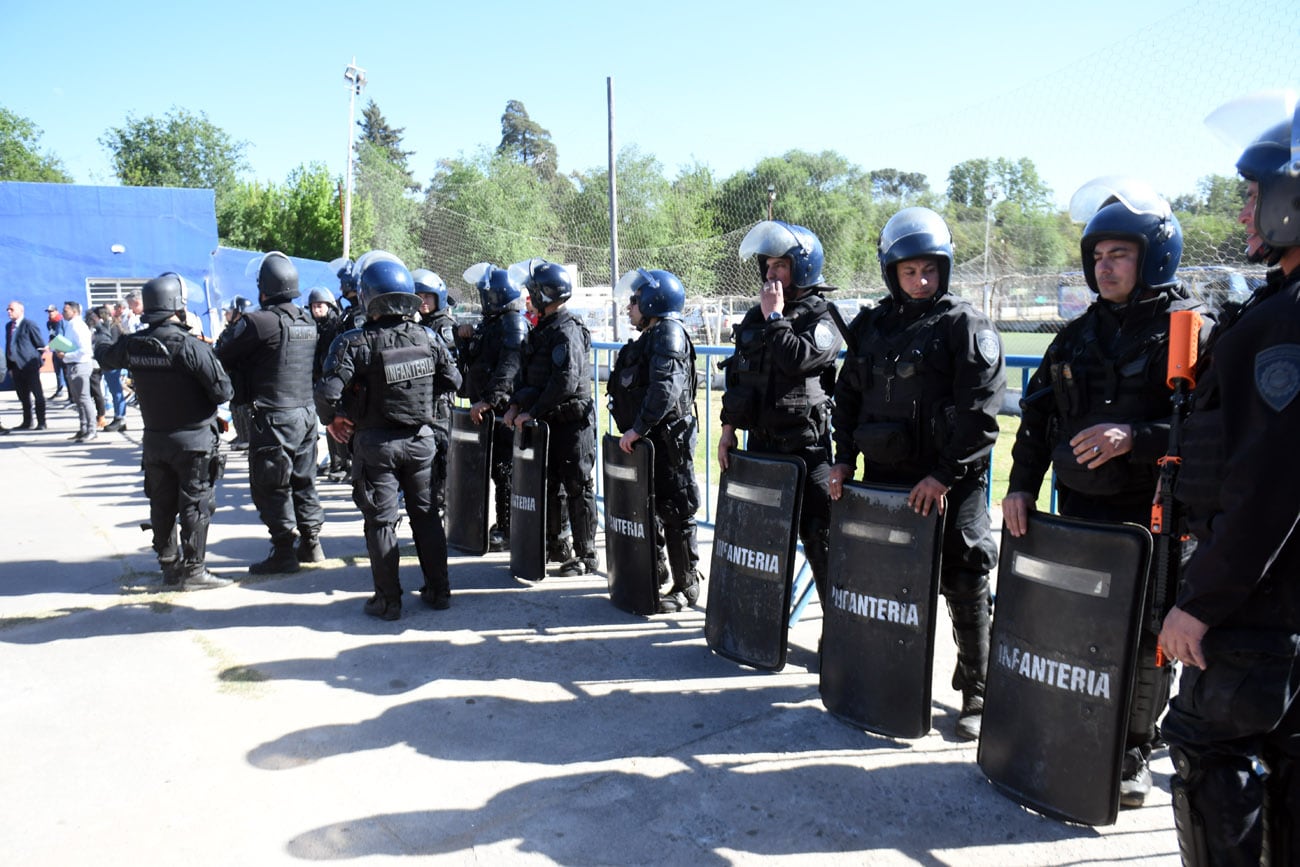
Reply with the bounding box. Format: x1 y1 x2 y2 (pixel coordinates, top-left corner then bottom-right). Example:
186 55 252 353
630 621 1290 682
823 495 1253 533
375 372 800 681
413 268 457 519
307 286 349 481
830 207 1004 741
216 251 325 574
1158 92 1300 864
315 254 462 620
219 295 255 450
720 220 841 604
335 258 370 334
1003 179 1204 802
457 264 529 551
96 273 233 590
609 268 703 612
505 259 599 576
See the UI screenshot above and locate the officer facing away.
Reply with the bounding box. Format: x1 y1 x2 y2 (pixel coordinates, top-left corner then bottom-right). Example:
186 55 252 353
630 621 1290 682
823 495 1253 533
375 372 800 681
1002 178 1205 804
413 268 458 520
504 259 600 577
219 295 255 451
96 273 233 590
608 268 703 612
215 251 325 574
1157 91 1300 865
457 264 530 551
307 287 349 482
314 254 462 621
719 220 841 604
830 207 1004 741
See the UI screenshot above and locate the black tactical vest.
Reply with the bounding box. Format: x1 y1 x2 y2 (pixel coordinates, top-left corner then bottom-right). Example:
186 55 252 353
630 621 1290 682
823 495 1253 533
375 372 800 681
355 321 437 430
127 324 219 431
248 305 317 408
609 319 696 432
461 310 528 403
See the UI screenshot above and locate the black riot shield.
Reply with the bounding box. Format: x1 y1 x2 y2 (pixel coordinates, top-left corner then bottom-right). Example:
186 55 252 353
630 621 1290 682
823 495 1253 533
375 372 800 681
705 450 806 671
509 421 548 582
978 512 1152 826
819 482 944 739
446 408 493 555
602 435 659 615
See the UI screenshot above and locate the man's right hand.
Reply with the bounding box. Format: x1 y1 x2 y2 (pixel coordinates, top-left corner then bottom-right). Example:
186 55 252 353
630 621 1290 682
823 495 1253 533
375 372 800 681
1001 491 1035 538
718 425 738 471
456 324 474 340
501 405 519 429
469 401 491 424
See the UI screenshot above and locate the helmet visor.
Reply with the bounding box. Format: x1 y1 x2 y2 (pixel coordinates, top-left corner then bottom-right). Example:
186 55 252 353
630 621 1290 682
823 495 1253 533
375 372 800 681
462 262 495 289
614 268 652 296
1205 89 1299 155
507 257 548 289
739 221 801 262
1069 176 1171 223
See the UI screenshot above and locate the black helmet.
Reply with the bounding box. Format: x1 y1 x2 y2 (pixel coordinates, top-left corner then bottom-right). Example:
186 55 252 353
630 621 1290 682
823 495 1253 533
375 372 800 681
307 287 338 309
142 272 186 315
357 254 420 318
1071 177 1182 294
252 251 299 304
877 207 954 301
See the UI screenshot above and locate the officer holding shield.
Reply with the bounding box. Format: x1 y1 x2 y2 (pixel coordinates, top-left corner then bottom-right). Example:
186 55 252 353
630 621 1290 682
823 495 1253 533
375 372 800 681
1002 178 1205 805
830 207 1004 741
1157 91 1300 864
609 268 702 612
720 221 841 605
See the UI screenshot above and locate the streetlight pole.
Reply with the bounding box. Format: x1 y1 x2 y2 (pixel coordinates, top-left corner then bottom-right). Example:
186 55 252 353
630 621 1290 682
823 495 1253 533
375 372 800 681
342 58 367 259
982 186 999 318
766 185 776 221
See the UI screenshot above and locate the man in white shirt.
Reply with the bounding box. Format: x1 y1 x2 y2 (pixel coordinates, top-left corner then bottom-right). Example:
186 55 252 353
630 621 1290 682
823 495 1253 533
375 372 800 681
56 300 97 442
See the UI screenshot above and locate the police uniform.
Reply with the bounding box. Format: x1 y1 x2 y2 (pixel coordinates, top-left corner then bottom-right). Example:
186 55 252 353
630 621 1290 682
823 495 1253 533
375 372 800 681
1009 284 1207 797
458 305 529 544
511 306 598 570
98 309 233 587
311 304 350 480
420 306 459 516
1161 267 1300 861
216 296 325 568
722 291 840 599
834 291 1004 708
609 314 701 604
316 314 461 616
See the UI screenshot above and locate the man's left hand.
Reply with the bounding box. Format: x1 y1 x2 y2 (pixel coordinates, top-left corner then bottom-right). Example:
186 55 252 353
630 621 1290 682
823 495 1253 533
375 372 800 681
908 475 949 517
618 429 642 454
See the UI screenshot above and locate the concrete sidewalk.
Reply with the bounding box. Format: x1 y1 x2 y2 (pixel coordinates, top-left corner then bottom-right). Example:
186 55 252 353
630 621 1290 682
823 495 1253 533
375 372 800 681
0 390 1180 865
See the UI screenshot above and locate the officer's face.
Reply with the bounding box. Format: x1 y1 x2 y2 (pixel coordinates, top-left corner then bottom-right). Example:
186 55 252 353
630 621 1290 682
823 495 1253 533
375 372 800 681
1092 239 1140 303
1240 181 1264 261
627 294 646 330
416 293 436 315
310 301 332 321
764 257 794 290
896 258 941 300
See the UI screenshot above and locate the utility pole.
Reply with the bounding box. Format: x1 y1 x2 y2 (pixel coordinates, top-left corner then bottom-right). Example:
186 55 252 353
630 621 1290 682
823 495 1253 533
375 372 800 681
342 58 367 259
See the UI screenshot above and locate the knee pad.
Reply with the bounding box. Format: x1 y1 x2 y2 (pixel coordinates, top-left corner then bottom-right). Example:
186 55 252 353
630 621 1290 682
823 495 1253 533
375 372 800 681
1170 747 1213 867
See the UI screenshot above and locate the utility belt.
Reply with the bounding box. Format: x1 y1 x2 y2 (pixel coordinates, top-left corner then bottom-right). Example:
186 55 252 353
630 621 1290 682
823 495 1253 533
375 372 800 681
545 397 594 424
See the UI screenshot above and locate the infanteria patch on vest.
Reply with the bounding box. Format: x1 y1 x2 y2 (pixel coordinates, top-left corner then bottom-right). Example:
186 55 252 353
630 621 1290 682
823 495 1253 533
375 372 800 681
384 356 436 384
994 639 1113 701
813 321 836 351
1254 344 1300 412
713 537 781 575
289 324 317 342
829 583 921 628
512 494 537 512
976 329 1000 366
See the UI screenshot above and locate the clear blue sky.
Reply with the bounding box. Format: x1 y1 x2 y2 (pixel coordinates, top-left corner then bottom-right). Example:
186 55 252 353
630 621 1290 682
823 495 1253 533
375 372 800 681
7 0 1297 208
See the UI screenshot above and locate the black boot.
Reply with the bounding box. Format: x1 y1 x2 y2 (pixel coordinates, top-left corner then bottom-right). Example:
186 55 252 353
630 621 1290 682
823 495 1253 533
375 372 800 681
296 531 325 563
249 538 300 574
946 586 991 742
663 535 702 609
159 557 182 587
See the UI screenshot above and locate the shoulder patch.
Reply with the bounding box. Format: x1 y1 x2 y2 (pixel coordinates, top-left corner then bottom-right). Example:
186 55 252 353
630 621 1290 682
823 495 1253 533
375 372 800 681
551 342 569 368
976 329 1002 366
1255 344 1300 412
813 321 837 352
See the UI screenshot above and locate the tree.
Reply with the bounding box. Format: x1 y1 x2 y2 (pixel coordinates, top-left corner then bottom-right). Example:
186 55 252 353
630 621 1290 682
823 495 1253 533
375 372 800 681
946 157 1052 212
497 100 558 182
869 168 928 203
0 107 72 182
216 163 343 260
100 107 247 196
358 100 417 191
352 141 420 264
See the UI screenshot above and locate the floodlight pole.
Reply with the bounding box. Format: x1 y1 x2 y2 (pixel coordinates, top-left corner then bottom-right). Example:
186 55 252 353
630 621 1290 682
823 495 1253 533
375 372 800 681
343 58 367 259
608 76 620 342
767 185 776 221
982 186 999 318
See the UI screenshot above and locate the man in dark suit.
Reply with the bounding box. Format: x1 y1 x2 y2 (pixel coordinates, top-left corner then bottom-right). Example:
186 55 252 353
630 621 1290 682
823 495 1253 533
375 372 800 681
6 300 48 430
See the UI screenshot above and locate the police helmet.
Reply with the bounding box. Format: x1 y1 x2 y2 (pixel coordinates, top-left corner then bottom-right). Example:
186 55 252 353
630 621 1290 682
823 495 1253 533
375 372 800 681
1070 177 1182 294
615 268 685 319
1210 91 1300 263
738 220 826 290
227 294 253 316
357 254 420 318
307 287 338 309
248 251 299 304
878 207 954 300
142 272 186 315
332 257 358 296
463 262 522 314
519 259 573 310
411 268 450 311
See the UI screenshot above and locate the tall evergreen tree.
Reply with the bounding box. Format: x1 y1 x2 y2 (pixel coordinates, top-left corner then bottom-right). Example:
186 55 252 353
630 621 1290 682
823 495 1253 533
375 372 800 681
358 99 418 192
496 99 557 181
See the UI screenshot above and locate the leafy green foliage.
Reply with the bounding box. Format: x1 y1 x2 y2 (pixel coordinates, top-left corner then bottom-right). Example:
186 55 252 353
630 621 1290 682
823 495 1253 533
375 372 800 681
0 106 72 182
100 107 247 196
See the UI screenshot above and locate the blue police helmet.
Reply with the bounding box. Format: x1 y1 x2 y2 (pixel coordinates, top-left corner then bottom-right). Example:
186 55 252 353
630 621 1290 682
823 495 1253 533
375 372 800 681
522 260 573 310
462 262 520 313
615 268 685 319
357 255 420 318
738 220 826 289
411 268 449 311
878 207 954 300
1071 177 1182 293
